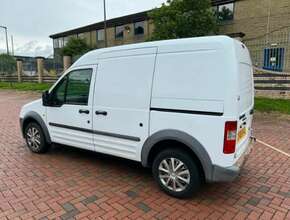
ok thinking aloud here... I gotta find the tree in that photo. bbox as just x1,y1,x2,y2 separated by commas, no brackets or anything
0,54,16,75
148,0,218,41
61,38,91,58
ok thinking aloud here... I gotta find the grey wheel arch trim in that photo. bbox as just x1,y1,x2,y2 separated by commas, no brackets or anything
20,111,51,144
141,129,213,181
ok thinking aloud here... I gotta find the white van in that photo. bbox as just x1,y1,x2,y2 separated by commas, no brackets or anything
20,36,254,198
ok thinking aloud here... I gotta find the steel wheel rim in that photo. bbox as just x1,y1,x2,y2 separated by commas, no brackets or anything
26,127,41,150
158,157,190,192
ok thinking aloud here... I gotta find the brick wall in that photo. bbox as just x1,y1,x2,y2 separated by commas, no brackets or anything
220,0,290,40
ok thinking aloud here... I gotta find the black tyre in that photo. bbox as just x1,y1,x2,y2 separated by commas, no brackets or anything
152,148,202,198
24,122,50,154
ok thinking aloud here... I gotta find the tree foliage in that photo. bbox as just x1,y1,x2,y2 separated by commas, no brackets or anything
148,0,218,41
0,54,16,75
61,38,91,57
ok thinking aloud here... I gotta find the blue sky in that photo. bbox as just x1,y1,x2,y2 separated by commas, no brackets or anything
0,0,165,57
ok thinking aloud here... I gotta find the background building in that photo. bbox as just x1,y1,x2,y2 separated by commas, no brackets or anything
220,0,290,40
50,11,152,65
218,0,290,72
50,0,290,72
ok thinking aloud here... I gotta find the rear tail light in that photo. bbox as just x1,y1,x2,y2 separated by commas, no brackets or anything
223,121,237,154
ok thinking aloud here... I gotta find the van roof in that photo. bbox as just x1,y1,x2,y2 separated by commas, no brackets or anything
72,35,236,67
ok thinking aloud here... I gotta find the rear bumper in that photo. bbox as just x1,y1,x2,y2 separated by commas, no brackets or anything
211,138,253,182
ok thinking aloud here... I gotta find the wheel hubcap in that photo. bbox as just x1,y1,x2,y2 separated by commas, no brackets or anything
26,127,41,150
158,158,190,192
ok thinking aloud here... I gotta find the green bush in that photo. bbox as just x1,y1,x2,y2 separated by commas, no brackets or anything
61,38,92,57
0,54,16,74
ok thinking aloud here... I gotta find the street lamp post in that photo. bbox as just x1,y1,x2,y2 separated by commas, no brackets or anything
0,25,9,55
11,35,14,56
103,0,108,47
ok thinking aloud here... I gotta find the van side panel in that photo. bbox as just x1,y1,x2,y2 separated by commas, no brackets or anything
150,40,240,167
151,48,230,114
92,48,157,161
149,112,234,167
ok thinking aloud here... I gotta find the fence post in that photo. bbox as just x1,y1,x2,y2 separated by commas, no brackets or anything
16,59,23,82
63,56,72,72
36,57,44,83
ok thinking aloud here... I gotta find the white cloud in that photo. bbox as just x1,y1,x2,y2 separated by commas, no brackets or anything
14,41,53,57
0,0,165,57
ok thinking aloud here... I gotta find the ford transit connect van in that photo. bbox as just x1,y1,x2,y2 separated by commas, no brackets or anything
20,36,254,198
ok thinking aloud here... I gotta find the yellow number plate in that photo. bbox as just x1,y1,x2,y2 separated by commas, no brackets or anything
238,127,247,143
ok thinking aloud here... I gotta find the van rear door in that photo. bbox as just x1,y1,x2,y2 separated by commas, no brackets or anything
235,43,254,157
238,63,254,114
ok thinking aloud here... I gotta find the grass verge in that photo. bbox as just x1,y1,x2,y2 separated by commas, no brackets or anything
0,82,52,92
255,97,290,115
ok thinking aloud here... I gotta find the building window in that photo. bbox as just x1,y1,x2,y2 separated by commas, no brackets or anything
134,21,145,36
64,37,69,46
115,25,124,39
78,33,85,39
58,38,64,48
97,29,105,41
53,39,59,49
215,3,234,22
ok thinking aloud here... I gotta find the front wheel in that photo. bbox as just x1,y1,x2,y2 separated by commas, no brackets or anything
152,148,202,198
25,122,50,153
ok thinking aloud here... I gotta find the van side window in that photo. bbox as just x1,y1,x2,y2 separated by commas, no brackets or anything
66,69,92,105
54,77,67,105
53,69,92,106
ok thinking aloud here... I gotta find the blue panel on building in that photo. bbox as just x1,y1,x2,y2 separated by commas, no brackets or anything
263,48,285,72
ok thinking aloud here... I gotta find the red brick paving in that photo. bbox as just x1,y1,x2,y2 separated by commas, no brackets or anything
254,113,290,155
0,90,289,220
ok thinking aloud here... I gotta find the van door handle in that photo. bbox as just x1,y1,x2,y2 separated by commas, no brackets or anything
79,109,90,114
95,111,107,116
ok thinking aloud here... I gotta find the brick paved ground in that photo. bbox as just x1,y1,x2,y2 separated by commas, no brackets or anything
0,90,289,220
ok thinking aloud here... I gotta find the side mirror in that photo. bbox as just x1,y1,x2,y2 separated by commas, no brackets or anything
42,90,51,106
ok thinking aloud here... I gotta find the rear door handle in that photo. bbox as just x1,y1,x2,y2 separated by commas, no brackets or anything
79,109,90,114
250,108,254,115
95,111,107,116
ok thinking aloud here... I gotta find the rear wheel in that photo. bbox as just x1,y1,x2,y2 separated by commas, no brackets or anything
25,122,50,153
152,148,202,198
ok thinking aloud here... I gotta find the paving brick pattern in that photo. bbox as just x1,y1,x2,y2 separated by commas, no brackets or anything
254,113,290,155
0,90,289,219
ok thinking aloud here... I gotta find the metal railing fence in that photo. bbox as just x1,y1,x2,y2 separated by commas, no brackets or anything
244,27,290,73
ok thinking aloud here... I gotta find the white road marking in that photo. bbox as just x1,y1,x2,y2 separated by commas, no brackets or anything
257,139,290,158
